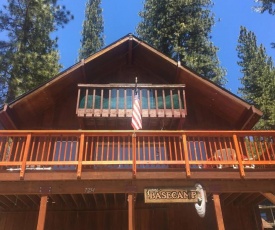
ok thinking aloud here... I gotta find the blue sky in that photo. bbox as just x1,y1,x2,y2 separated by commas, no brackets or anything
1,0,274,96
57,0,275,96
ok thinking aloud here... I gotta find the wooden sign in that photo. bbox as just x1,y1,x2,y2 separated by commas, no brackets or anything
144,188,198,203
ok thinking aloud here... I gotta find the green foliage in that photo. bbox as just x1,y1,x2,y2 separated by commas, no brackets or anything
79,0,104,60
0,0,73,104
254,0,275,14
237,26,275,129
137,0,226,86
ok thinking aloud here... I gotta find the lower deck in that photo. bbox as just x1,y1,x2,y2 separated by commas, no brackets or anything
0,130,274,229
0,191,264,230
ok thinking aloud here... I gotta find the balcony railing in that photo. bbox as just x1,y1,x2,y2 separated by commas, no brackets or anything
0,130,274,179
76,84,186,118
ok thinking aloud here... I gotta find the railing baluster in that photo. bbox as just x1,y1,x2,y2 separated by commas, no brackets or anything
153,136,156,161
100,89,103,113
92,89,96,115
170,89,174,116
84,88,88,113
162,89,166,116
147,89,150,116
20,134,31,179
124,88,127,116
155,89,158,115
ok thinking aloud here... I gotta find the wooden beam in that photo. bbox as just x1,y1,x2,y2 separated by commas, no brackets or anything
1,179,275,195
77,134,85,179
233,134,245,178
1,169,274,182
128,36,133,65
0,105,17,129
261,193,275,204
20,134,32,179
132,134,137,178
213,194,225,230
128,193,135,230
36,195,48,230
182,134,190,177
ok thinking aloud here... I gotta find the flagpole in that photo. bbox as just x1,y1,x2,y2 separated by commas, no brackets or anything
135,77,137,95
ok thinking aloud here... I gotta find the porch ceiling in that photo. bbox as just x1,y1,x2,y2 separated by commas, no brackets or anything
0,192,267,212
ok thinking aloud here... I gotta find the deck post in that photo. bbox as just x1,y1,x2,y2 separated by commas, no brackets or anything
182,134,191,177
261,193,275,204
36,195,48,230
213,194,225,230
233,134,245,178
20,134,32,179
132,133,137,178
77,134,85,179
128,193,135,230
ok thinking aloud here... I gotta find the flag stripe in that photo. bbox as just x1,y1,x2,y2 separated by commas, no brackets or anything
131,92,142,130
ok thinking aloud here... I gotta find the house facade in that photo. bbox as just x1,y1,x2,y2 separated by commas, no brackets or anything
0,34,274,230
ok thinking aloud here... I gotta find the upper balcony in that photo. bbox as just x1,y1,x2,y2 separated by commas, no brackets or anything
0,130,274,182
76,84,187,130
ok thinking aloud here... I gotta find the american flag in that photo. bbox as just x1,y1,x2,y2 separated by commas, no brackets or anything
131,90,142,130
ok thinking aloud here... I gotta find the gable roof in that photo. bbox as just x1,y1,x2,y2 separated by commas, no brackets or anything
0,34,262,130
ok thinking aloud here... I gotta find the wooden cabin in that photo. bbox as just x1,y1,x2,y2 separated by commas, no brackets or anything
0,34,274,230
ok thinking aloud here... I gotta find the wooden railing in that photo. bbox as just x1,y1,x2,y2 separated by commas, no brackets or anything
76,84,186,118
0,130,274,179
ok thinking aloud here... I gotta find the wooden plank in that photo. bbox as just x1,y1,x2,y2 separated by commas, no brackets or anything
78,83,185,88
0,105,18,129
36,195,48,230
77,134,85,179
182,134,190,177
1,178,275,195
233,134,245,177
213,194,225,230
128,194,135,230
261,193,275,204
132,134,137,178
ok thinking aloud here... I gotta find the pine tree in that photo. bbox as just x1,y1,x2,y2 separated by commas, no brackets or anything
0,0,73,104
237,26,275,129
79,0,104,60
137,0,226,86
254,0,275,14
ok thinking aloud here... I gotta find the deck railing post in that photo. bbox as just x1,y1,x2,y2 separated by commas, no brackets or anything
233,134,245,178
132,133,137,178
77,134,85,179
20,134,32,180
182,134,191,177
36,195,48,230
213,194,225,230
128,193,136,230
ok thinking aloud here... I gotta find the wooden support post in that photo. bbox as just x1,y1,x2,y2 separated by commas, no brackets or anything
20,134,32,180
77,134,85,179
132,133,137,178
128,193,135,230
261,193,275,204
233,134,245,178
36,195,48,230
213,194,225,230
182,134,191,177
